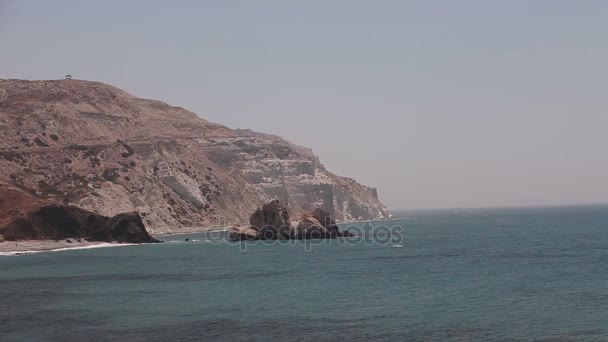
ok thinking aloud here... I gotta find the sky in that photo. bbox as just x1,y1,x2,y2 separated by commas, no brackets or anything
1,0,607,210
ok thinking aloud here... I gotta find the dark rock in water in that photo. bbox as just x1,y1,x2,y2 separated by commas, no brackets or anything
185,238,190,242
249,199,291,239
310,208,336,229
0,184,160,244
228,225,261,241
309,208,342,234
229,200,354,241
293,216,330,239
293,213,353,239
338,230,355,238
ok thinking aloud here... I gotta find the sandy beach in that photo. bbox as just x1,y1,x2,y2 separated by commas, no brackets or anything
0,239,127,256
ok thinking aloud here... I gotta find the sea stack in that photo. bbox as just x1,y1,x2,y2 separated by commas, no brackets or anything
229,200,354,241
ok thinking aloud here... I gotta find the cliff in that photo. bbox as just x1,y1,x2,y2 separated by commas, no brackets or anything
0,184,159,242
0,79,390,233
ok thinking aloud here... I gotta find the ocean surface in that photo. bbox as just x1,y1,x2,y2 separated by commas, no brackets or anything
1,206,607,341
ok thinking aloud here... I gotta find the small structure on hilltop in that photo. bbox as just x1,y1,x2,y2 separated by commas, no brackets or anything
65,75,72,80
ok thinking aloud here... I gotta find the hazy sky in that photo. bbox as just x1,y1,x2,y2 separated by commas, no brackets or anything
1,0,607,209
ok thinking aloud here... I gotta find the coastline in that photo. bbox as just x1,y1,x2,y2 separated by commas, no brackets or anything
0,240,138,256
154,219,400,237
156,226,228,236
0,220,396,255
0,226,227,255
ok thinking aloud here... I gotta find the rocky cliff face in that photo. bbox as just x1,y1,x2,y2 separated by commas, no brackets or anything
0,79,390,233
0,184,159,242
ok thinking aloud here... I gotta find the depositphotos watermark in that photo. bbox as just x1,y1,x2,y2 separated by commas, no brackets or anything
199,220,405,251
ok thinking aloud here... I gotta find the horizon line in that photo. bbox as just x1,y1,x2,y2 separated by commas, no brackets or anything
390,202,608,212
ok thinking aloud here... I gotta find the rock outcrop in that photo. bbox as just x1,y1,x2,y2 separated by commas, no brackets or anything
229,201,353,240
309,208,339,231
293,216,330,239
0,79,390,234
228,225,264,241
0,183,160,242
249,199,291,238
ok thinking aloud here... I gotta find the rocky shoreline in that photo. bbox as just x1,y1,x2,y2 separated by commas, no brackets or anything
0,184,160,244
1,182,357,251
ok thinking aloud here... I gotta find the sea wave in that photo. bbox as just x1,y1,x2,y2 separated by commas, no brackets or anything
167,239,206,243
0,243,139,257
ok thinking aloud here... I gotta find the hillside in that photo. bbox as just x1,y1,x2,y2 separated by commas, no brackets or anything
0,79,390,233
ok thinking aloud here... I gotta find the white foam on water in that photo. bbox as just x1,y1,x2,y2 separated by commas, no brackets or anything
0,251,35,256
50,243,138,252
0,242,139,256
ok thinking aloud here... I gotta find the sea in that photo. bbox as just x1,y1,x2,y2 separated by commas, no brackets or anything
1,205,607,342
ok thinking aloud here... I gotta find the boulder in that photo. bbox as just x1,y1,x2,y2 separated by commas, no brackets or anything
310,208,340,233
0,235,5,243
310,208,336,228
297,215,324,230
339,230,355,238
228,225,261,241
295,208,354,238
292,215,330,239
249,200,291,239
249,208,265,230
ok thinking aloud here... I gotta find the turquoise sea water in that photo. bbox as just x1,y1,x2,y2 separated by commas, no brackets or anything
1,206,607,341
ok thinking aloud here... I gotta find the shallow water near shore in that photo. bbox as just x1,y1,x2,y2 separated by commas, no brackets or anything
1,206,607,341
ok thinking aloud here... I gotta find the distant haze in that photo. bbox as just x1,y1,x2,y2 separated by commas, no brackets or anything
1,0,607,209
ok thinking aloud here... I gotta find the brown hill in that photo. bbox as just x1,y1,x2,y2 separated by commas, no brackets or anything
0,79,390,233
